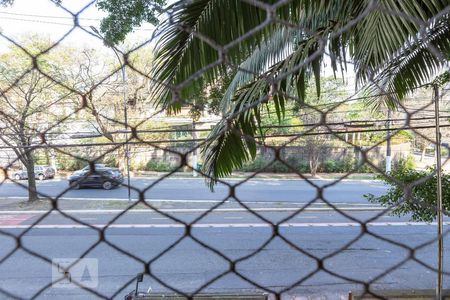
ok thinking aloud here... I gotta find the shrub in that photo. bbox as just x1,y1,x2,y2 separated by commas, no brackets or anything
297,161,310,173
321,157,356,173
131,161,146,171
238,156,303,173
357,162,376,173
394,155,416,170
323,160,338,172
364,164,450,222
57,158,88,171
145,160,174,172
267,160,290,173
103,157,118,168
238,156,269,172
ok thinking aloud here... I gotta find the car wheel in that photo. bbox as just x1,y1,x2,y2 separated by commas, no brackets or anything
38,174,45,181
14,174,21,180
102,181,112,190
70,182,80,190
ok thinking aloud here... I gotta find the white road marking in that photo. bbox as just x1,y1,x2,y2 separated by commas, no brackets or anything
0,177,385,183
3,197,383,206
223,217,243,220
5,196,224,203
0,222,448,229
0,207,386,214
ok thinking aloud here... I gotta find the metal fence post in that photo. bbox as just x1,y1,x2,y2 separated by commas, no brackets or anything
434,84,443,300
386,108,392,173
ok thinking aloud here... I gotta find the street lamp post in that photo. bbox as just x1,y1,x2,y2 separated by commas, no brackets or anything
90,27,132,202
385,109,392,174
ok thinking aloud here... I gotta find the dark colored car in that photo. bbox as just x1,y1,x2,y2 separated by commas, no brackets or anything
13,165,56,181
81,164,107,171
68,168,124,190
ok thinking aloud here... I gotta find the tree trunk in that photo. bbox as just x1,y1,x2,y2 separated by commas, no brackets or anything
420,147,426,162
117,147,126,172
24,152,39,202
309,154,319,177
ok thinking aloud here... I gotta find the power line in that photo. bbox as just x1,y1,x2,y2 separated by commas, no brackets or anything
0,11,102,21
0,16,154,31
1,123,449,150
1,115,449,138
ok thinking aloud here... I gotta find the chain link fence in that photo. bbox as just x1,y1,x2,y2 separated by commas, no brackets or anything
0,0,449,299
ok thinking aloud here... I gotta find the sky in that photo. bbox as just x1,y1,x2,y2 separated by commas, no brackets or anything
0,0,359,93
0,0,157,53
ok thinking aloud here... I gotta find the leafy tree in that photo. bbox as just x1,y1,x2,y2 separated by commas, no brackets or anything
96,0,166,46
62,46,156,171
0,0,165,46
364,164,450,222
0,37,74,201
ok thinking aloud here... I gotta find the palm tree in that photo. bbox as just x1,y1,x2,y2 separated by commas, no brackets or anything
150,0,450,186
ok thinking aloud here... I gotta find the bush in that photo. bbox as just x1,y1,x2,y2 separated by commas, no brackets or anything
267,160,290,173
394,155,416,170
322,160,338,172
238,156,269,172
297,161,310,173
355,155,416,174
131,161,145,171
356,162,376,173
321,157,356,173
238,156,309,173
364,164,450,222
103,156,118,168
144,160,174,172
57,158,88,171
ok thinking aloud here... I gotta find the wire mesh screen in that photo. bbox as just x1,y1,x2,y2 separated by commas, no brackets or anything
0,0,449,299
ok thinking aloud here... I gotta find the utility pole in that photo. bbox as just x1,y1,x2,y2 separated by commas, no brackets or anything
90,27,131,202
192,120,198,177
434,85,443,300
385,109,392,173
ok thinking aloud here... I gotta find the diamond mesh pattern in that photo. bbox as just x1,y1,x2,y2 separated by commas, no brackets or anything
0,1,449,299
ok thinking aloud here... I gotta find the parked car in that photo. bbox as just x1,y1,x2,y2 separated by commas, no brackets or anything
13,165,55,181
68,168,124,190
81,164,107,171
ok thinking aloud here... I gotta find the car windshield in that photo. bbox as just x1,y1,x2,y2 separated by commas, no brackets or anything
81,164,106,171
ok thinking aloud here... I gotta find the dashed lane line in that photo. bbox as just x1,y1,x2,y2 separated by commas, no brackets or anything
0,222,449,229
4,196,382,205
0,207,386,214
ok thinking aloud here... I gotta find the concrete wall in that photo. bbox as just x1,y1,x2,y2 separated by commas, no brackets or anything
128,143,412,167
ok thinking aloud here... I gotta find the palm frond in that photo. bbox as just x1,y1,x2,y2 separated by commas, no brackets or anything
151,0,361,113
151,0,274,113
150,0,449,188
352,0,447,88
364,13,450,110
201,32,330,185
221,27,303,113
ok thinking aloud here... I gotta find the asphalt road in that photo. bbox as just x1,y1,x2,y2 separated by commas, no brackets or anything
0,210,449,299
0,177,387,205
